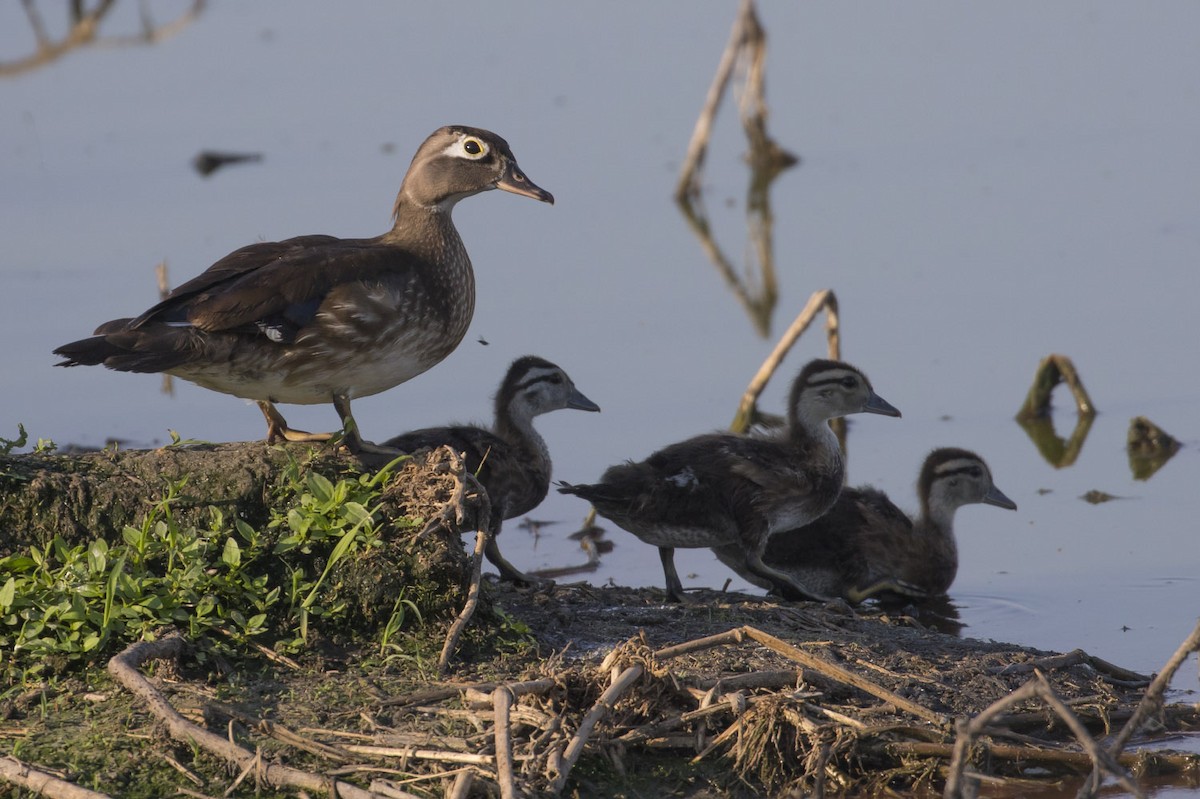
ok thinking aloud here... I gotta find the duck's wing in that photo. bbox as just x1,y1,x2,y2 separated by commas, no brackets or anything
127,235,409,339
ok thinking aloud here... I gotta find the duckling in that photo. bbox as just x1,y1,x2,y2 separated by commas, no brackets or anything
384,356,599,585
713,448,1016,603
558,359,900,602
54,126,553,454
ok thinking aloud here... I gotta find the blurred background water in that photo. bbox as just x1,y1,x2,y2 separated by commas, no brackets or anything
2,1,1197,740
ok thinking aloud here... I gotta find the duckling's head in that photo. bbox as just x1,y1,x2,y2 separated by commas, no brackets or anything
788,359,901,430
919,448,1018,518
397,125,554,215
498,356,600,426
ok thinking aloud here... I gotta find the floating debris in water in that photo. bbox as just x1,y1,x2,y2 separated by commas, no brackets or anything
1080,490,1119,504
1127,416,1180,480
192,150,263,177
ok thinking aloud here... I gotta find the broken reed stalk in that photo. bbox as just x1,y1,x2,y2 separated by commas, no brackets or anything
740,626,946,725
942,672,1143,799
155,260,174,395
550,664,646,794
731,289,841,432
493,687,518,799
1076,618,1200,799
1016,353,1096,420
107,635,381,799
676,0,756,200
995,648,1150,683
447,769,474,799
0,755,114,799
435,451,492,676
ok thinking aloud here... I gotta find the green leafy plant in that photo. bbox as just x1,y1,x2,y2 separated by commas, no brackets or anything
0,423,29,455
0,453,417,693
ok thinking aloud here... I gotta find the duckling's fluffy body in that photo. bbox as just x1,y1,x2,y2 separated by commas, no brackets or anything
560,360,900,602
385,356,599,584
714,448,1016,603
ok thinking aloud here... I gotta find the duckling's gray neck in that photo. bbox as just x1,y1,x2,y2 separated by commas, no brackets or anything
791,406,843,453
916,497,959,549
495,403,551,471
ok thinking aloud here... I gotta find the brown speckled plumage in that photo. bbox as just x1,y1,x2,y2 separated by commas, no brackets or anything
54,126,553,452
384,356,599,584
559,360,900,602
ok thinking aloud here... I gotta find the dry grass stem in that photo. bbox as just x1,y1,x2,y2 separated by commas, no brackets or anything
742,626,946,725
731,290,840,432
1077,618,1200,798
434,449,492,676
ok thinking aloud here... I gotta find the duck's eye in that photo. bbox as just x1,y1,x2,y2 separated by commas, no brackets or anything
463,138,484,156
549,374,563,385
841,376,858,389
968,467,982,478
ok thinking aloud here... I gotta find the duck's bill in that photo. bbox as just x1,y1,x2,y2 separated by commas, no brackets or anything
863,393,902,417
568,388,601,413
496,162,554,204
983,485,1018,510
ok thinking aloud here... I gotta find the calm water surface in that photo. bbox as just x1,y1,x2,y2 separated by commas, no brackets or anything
2,2,1197,773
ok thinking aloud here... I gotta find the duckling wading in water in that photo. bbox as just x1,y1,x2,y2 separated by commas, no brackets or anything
559,359,901,603
385,356,599,585
714,448,1016,603
54,126,553,454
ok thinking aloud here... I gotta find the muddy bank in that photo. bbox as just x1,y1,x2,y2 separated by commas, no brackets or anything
1,444,1198,798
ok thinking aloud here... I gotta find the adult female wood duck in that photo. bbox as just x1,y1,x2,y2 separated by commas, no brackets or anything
558,359,901,603
383,356,599,585
54,125,553,454
713,448,1017,603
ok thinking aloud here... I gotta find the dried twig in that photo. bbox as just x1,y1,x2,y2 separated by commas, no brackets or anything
676,0,793,200
550,665,645,793
741,626,945,725
435,450,492,676
446,768,474,799
0,756,114,799
493,687,518,799
730,290,840,432
676,0,752,199
1,0,205,77
995,648,1149,684
106,634,385,799
943,672,1143,799
1077,619,1200,798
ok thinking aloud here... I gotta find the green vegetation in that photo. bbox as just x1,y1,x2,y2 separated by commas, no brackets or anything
0,447,421,695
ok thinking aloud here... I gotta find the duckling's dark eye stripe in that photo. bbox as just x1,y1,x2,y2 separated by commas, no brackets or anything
934,465,981,479
807,374,859,388
515,372,559,392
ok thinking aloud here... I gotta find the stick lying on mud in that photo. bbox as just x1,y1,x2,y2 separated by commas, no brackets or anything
106,634,387,799
0,756,113,799
942,672,1143,799
1077,618,1200,798
85,612,1200,799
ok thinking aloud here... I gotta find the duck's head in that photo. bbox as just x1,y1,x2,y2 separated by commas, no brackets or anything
789,359,901,429
919,448,1018,517
499,355,600,425
398,125,554,213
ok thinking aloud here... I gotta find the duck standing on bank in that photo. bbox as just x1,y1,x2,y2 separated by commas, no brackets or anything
384,356,600,585
559,359,901,603
713,448,1016,603
54,126,553,454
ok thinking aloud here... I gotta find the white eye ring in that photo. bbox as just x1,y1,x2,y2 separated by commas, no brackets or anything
446,136,489,160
